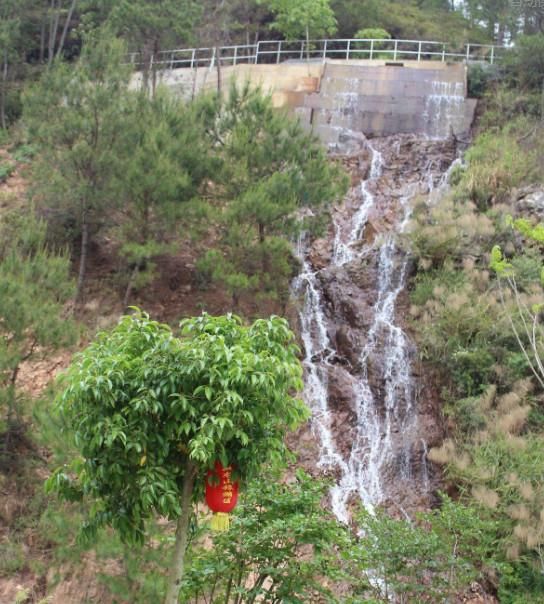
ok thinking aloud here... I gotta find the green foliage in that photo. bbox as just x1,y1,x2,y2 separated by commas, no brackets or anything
332,0,489,45
503,35,544,92
458,124,540,208
261,0,337,40
197,84,347,309
0,540,25,576
0,161,15,183
354,27,391,40
467,63,499,99
47,310,307,544
23,28,132,299
11,143,37,163
115,89,214,305
350,497,501,603
0,211,75,424
108,0,202,52
409,195,495,268
181,471,350,603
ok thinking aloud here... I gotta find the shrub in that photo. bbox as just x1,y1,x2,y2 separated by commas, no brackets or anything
0,162,15,183
459,126,540,208
468,63,499,98
354,27,391,40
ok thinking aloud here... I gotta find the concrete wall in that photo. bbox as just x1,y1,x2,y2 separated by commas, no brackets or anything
133,63,323,106
138,59,476,144
306,62,475,145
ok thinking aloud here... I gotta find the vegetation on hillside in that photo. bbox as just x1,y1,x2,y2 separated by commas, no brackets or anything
0,0,544,602
404,42,544,602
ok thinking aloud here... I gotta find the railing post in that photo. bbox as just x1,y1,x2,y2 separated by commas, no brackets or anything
233,45,238,66
393,39,398,61
300,40,304,60
370,39,374,60
191,49,196,69
490,45,495,65
210,47,216,70
255,41,260,64
347,39,351,60
442,43,445,62
466,43,471,62
323,39,327,62
417,41,422,62
277,40,281,64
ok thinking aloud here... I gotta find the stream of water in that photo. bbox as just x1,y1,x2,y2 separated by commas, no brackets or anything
294,134,457,521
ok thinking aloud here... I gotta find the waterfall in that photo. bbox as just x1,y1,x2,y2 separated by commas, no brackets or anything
294,135,456,522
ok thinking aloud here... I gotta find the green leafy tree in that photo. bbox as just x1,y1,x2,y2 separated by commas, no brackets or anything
46,310,308,604
0,211,75,440
44,0,80,64
261,0,337,52
332,0,488,43
465,0,517,44
181,470,351,603
24,29,131,302
354,27,391,40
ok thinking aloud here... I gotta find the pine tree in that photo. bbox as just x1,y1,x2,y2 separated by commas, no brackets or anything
116,90,214,307
24,28,131,303
197,84,347,311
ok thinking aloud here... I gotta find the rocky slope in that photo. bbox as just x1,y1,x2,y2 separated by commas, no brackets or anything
292,134,457,520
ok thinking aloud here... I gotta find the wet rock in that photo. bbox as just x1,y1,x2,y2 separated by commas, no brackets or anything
327,365,357,411
362,220,379,246
334,325,359,367
309,238,332,270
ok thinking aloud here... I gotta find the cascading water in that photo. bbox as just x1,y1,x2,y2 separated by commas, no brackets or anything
423,81,466,140
293,134,457,521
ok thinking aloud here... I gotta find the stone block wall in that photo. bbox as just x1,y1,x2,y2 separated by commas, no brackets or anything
136,60,476,144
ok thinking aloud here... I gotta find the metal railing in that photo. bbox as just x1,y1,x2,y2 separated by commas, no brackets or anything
128,38,505,70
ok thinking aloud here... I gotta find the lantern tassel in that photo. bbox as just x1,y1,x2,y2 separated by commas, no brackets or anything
210,512,230,532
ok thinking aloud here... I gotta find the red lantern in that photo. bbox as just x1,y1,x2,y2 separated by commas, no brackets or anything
205,461,239,531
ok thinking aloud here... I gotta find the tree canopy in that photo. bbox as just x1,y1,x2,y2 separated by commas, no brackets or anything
47,310,307,602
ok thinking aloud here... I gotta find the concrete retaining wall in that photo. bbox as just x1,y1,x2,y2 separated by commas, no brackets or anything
137,59,476,144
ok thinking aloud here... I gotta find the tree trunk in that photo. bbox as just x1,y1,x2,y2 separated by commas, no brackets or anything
75,217,89,304
39,11,47,63
56,0,78,59
0,51,8,130
151,39,159,98
123,261,142,309
48,0,60,66
164,460,196,604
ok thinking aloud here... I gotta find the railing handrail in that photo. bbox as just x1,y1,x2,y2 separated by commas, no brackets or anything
127,38,507,69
